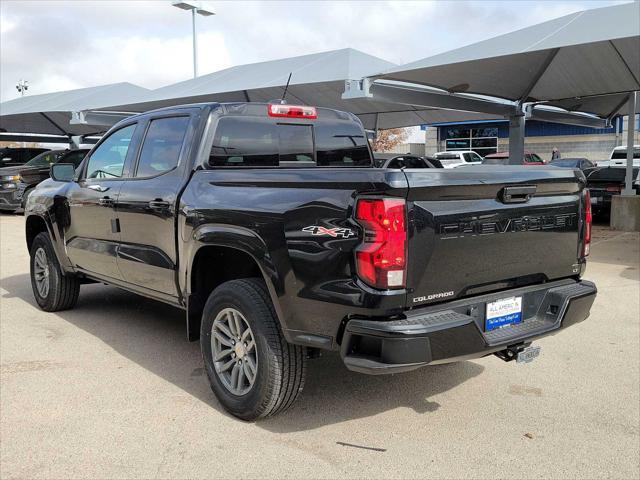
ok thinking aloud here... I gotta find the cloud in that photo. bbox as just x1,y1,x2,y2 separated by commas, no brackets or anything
0,0,628,103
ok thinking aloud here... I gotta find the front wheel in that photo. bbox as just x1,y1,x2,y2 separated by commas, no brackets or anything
201,278,306,420
30,232,80,311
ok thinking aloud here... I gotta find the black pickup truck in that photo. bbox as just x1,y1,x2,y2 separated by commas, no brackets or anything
25,102,597,420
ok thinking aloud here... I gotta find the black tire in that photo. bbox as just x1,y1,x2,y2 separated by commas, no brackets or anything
201,278,306,420
29,232,80,312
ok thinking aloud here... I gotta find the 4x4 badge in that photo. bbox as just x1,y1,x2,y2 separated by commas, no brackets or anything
302,225,355,239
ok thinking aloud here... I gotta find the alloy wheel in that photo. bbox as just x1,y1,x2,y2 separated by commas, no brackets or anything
33,247,50,298
210,307,258,396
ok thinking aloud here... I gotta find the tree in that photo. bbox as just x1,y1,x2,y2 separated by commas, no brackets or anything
372,128,409,152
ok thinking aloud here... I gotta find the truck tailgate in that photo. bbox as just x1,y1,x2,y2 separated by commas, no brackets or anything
404,166,586,308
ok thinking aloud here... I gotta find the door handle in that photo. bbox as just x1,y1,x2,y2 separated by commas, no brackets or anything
88,184,109,193
500,185,537,204
148,200,170,211
98,196,114,207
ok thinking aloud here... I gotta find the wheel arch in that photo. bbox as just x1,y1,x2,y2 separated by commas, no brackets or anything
185,232,286,341
25,214,51,253
25,213,74,274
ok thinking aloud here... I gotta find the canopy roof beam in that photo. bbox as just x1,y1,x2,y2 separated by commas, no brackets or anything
609,41,640,88
520,48,560,102
343,79,518,117
70,110,134,128
526,104,608,128
607,93,633,121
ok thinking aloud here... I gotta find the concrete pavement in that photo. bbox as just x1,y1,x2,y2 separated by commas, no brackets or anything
1,213,638,479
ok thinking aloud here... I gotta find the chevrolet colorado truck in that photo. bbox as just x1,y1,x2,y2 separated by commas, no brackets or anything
25,102,597,420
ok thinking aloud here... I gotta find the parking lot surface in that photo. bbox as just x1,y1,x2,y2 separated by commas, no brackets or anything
1,213,638,479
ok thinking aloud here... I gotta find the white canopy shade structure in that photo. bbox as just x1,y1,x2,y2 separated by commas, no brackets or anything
0,47,617,142
376,2,639,109
344,1,640,166
103,48,508,130
0,82,149,141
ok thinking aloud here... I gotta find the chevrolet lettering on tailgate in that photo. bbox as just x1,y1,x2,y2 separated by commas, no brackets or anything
439,213,577,239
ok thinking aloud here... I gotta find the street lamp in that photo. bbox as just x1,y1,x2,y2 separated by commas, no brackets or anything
172,1,215,78
16,79,29,96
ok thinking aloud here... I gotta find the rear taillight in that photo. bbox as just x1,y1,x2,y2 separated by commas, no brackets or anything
267,103,317,119
583,189,592,257
606,185,622,193
354,198,407,289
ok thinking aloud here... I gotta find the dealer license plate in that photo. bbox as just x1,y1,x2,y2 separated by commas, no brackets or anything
485,296,522,332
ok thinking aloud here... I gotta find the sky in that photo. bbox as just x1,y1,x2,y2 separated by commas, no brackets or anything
0,0,630,143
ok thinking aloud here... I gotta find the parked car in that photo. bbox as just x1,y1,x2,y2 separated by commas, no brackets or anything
585,166,640,217
433,150,483,168
25,102,596,420
598,145,640,167
483,151,545,166
549,157,596,171
374,153,440,169
0,149,89,212
0,147,49,167
424,155,444,168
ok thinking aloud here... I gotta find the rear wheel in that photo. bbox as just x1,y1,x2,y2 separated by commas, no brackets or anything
201,278,306,420
30,232,80,311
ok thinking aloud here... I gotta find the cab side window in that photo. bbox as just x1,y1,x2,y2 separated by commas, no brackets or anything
85,124,136,179
136,116,190,177
404,157,427,168
387,159,404,168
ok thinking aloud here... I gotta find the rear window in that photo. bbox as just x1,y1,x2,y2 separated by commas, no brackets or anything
550,159,580,168
611,149,640,159
434,153,460,160
315,122,370,166
278,124,314,164
587,167,639,182
209,116,371,167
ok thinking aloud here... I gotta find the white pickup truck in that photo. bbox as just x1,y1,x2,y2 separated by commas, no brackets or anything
598,145,640,167
433,150,483,168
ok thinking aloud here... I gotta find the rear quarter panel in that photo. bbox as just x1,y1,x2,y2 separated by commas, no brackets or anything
179,168,408,345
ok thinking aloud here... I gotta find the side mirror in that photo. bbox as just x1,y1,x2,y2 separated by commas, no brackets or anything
50,163,76,182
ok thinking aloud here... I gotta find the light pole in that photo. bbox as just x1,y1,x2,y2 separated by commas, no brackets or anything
171,1,215,78
16,79,29,96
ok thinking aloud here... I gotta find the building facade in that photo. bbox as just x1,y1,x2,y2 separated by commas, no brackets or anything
421,114,639,162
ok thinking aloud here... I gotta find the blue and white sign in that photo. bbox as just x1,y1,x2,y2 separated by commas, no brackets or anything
485,296,523,331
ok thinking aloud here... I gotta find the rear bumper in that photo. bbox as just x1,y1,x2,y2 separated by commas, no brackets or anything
340,279,597,374
589,190,613,212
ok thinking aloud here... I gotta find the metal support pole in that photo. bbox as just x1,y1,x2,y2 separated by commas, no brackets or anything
508,110,525,165
68,136,81,150
374,113,379,138
623,91,637,196
192,8,198,78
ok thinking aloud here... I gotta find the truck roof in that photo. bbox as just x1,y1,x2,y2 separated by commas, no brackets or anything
133,102,360,123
